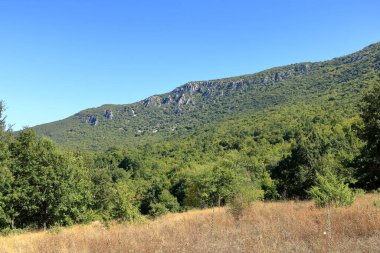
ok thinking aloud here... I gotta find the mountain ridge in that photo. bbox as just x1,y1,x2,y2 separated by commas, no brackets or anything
32,42,380,150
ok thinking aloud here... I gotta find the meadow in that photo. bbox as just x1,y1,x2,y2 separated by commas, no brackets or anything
1,194,379,253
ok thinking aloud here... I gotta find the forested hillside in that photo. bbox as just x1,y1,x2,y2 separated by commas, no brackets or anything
0,42,379,231
33,42,380,151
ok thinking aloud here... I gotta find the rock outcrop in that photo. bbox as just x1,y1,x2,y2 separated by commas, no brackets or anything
143,96,162,107
104,110,113,120
137,63,310,112
87,115,98,126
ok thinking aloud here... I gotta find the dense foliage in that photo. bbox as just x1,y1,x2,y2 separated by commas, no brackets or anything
0,43,379,231
356,82,380,189
308,171,355,207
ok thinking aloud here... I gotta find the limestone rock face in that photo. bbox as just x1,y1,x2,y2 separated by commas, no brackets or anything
143,96,162,107
162,97,172,104
87,115,98,126
137,63,311,112
104,110,113,120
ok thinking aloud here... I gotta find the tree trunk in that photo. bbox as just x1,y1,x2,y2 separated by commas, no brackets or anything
43,203,48,231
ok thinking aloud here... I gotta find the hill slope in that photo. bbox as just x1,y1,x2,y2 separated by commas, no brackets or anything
33,42,380,150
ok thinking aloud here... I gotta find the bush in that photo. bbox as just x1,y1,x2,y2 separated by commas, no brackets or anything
308,171,355,208
149,203,169,217
158,189,180,212
111,182,141,222
228,187,264,221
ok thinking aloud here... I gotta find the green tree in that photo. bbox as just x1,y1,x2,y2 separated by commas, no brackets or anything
185,166,235,207
140,175,179,216
308,171,355,207
110,181,141,221
356,83,380,189
184,164,261,208
272,122,361,199
89,167,115,219
271,131,325,199
148,190,180,217
0,167,13,229
8,129,92,229
0,102,13,229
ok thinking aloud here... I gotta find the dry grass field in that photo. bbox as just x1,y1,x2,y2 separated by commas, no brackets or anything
1,194,379,253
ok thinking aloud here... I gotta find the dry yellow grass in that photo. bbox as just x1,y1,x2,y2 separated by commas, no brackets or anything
1,194,379,253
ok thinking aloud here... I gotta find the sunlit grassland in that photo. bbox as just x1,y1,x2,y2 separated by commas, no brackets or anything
1,194,379,253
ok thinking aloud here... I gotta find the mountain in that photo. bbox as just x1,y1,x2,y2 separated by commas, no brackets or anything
32,42,380,151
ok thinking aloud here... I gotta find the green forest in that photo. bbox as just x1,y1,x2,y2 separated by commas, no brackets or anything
0,43,379,232
0,81,379,232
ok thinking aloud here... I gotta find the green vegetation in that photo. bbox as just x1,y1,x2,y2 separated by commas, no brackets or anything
308,171,355,207
356,82,380,189
0,42,379,232
1,129,92,230
32,42,380,152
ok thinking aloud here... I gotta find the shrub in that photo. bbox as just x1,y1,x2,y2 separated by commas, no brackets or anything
149,203,168,217
111,181,141,222
308,171,355,207
228,187,264,221
158,189,180,212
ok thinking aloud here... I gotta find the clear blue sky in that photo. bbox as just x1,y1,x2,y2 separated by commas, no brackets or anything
1,0,379,130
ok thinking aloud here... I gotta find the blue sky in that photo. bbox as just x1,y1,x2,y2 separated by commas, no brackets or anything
1,0,379,130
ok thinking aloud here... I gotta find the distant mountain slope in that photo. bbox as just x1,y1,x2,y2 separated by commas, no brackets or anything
32,42,380,150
